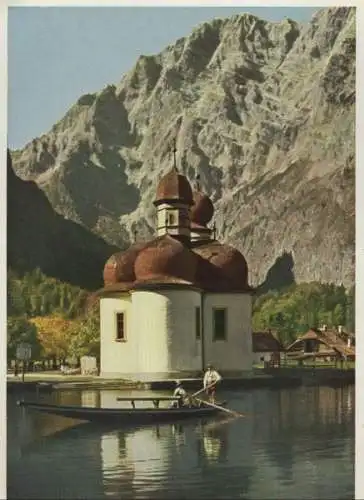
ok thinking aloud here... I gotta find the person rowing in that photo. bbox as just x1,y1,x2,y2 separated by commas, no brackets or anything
171,380,188,408
203,364,222,403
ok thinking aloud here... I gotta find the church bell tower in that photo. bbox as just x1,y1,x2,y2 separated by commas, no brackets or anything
153,141,193,245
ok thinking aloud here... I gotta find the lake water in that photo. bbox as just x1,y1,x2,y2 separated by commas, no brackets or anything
7,385,354,499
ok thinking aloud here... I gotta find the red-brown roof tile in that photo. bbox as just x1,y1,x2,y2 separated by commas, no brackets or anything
154,168,193,206
252,331,284,352
190,191,214,226
193,240,249,290
134,234,198,282
103,242,147,285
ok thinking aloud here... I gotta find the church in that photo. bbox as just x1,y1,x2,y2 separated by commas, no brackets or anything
97,154,254,380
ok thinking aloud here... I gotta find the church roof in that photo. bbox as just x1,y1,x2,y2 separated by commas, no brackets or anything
100,237,252,294
190,190,214,226
100,164,252,294
192,240,250,291
154,167,193,206
190,221,210,231
134,234,197,282
96,277,201,295
103,242,147,285
95,282,135,295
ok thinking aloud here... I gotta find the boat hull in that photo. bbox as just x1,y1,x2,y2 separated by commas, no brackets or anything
17,401,224,424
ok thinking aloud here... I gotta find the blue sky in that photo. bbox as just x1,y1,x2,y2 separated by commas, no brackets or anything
8,6,320,150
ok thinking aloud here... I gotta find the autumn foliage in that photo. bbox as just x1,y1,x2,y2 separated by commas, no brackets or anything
7,268,100,361
30,314,79,359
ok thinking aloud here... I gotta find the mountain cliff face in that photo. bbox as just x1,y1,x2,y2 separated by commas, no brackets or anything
11,7,355,288
7,151,118,289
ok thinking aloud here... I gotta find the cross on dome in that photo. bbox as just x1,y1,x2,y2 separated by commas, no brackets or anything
173,138,177,171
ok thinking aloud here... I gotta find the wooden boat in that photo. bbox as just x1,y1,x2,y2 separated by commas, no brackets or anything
17,396,226,424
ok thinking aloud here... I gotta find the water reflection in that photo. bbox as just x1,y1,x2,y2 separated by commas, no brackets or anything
196,421,228,464
171,423,186,453
82,389,100,408
7,385,354,500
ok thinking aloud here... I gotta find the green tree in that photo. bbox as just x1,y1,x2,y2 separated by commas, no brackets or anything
7,316,41,360
345,286,355,331
252,281,353,344
7,278,26,316
333,303,346,326
7,268,88,319
69,301,100,359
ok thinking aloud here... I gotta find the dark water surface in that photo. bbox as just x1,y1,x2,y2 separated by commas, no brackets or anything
7,385,354,499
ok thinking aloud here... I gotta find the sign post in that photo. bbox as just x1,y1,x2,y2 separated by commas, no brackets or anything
16,343,32,382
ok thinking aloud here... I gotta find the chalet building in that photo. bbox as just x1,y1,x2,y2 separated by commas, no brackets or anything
97,159,253,380
285,326,355,362
252,330,284,367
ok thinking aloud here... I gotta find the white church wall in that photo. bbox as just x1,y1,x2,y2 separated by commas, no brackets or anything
130,290,169,377
131,289,202,379
203,293,253,374
166,289,202,372
100,289,252,379
100,294,136,378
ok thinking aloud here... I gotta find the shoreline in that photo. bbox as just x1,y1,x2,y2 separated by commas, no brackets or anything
7,367,355,393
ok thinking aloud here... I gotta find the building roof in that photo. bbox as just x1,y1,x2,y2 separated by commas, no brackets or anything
103,242,147,285
134,234,198,283
190,190,214,226
95,282,135,296
132,277,201,291
154,167,193,206
286,328,355,357
100,167,253,294
95,276,201,297
100,235,252,294
252,331,284,352
190,221,211,232
193,240,249,291
338,329,355,339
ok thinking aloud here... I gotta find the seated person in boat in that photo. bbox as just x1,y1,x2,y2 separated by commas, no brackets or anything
203,365,222,403
171,380,188,408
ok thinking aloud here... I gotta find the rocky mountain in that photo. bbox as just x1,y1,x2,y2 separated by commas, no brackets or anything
7,151,118,290
11,6,355,289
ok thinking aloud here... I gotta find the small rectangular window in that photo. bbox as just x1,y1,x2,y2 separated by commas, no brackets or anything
195,306,201,340
213,308,227,341
116,312,126,341
168,212,175,225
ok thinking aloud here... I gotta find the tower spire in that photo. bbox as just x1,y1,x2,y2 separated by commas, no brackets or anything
173,138,177,171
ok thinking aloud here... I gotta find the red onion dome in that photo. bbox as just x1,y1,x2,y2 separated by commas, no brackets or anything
134,235,197,282
190,191,214,226
154,168,193,206
103,242,146,285
193,241,249,289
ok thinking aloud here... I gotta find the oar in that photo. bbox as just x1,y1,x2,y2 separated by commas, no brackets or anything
188,383,237,415
204,417,237,431
194,396,244,418
190,382,217,399
185,382,243,418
